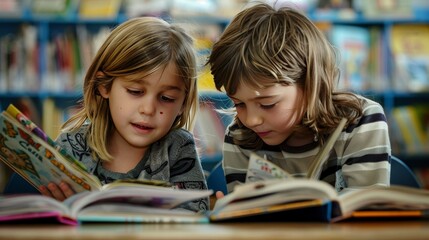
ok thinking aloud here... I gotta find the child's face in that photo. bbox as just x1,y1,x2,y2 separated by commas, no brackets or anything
99,62,185,151
229,81,304,146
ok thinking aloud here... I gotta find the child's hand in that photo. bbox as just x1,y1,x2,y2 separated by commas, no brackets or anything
39,181,75,201
215,191,225,199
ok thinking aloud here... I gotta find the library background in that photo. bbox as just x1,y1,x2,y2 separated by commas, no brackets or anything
0,0,429,191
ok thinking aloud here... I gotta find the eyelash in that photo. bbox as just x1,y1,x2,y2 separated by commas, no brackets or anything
260,104,275,109
161,96,175,102
127,89,142,96
127,89,175,102
234,102,244,108
234,103,276,109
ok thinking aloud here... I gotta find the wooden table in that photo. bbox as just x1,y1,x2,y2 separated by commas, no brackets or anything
0,220,428,240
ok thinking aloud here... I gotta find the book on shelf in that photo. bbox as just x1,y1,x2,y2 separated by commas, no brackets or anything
390,24,429,92
78,0,121,19
0,182,212,225
0,0,27,17
31,0,78,17
391,105,429,155
359,0,413,19
0,24,39,93
330,25,370,91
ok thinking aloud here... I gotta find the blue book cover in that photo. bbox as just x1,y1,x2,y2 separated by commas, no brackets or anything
330,25,370,91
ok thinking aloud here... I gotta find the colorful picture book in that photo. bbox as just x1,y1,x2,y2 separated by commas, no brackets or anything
0,104,201,193
0,184,212,225
330,25,370,91
390,24,429,92
0,104,102,193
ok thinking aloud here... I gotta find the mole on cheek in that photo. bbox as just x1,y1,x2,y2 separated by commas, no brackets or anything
160,112,163,114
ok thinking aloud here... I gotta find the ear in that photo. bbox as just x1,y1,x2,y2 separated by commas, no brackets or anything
96,71,109,98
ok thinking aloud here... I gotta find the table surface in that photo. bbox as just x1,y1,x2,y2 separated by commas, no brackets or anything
1,220,429,240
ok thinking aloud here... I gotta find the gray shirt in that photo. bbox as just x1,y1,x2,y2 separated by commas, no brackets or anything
55,125,209,212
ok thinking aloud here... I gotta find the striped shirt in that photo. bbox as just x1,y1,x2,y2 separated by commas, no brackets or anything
222,97,391,193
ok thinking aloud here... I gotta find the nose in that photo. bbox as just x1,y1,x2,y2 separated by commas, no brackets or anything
242,109,263,128
138,96,156,115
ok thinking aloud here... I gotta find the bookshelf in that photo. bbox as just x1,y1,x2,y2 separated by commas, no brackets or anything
0,0,234,183
305,2,429,174
0,0,428,186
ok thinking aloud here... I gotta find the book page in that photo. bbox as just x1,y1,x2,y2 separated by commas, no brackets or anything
338,185,429,217
65,186,213,217
246,153,293,183
307,118,347,179
211,178,339,220
245,118,346,182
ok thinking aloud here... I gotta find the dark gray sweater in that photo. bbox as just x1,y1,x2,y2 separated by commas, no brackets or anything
55,125,209,212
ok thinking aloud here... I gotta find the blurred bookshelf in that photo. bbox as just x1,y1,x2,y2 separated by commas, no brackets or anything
0,0,429,188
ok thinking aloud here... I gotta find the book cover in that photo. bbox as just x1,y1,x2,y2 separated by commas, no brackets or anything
392,106,429,154
79,0,121,19
390,24,429,92
0,104,100,193
330,25,370,91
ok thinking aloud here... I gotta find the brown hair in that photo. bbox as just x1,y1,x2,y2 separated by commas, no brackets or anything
208,3,363,148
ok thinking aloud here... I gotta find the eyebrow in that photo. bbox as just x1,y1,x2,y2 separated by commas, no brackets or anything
229,95,276,102
163,85,184,92
128,78,184,92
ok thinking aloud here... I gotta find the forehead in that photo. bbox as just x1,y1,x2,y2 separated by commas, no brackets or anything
123,63,184,90
231,82,300,101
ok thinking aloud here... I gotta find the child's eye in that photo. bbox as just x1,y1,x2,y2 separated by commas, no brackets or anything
127,89,143,96
233,102,245,108
260,103,276,109
161,95,175,102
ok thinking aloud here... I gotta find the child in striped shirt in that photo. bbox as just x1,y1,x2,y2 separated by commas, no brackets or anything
207,3,391,197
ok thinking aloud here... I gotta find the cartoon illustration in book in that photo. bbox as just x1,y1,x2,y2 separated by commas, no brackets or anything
0,133,40,179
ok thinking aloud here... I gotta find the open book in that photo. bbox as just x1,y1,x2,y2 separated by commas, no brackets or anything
246,117,347,182
210,178,429,222
0,104,170,193
0,183,212,225
210,118,429,222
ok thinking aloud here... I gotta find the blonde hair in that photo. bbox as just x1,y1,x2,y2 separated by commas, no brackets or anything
208,3,363,149
62,17,198,161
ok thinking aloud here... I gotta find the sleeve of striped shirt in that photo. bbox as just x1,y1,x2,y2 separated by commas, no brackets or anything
337,98,391,191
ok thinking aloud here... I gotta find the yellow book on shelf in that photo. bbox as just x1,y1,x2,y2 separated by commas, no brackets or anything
79,0,121,19
392,106,428,154
390,24,429,91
